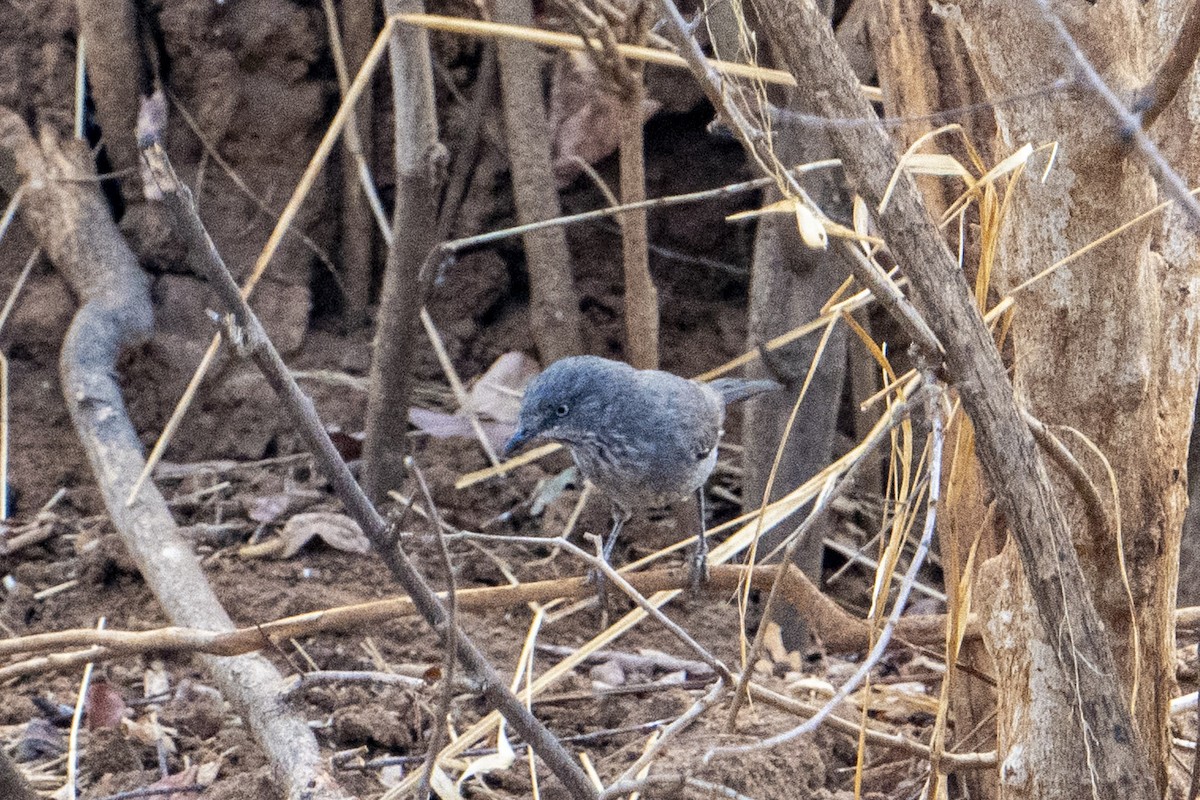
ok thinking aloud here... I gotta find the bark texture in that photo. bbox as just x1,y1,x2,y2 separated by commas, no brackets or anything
0,113,350,800
749,0,1171,795
493,0,584,364
75,0,146,198
940,3,1199,794
878,1,1200,795
363,0,444,499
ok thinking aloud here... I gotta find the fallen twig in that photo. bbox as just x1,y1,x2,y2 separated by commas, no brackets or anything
0,564,962,679
0,110,350,800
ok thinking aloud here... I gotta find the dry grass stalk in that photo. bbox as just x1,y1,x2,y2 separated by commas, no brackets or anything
128,18,397,508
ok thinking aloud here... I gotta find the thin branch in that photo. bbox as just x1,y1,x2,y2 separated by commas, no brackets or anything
651,0,943,361
408,455,458,800
140,145,599,800
0,564,938,677
1030,0,1200,225
708,380,946,758
1135,0,1200,131
0,110,350,800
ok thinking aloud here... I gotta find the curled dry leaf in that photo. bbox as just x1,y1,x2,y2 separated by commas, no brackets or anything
409,351,541,448
143,764,200,800
468,351,540,424
277,512,371,558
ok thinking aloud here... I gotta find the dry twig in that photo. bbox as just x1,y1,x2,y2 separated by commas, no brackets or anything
141,144,599,800
0,110,350,800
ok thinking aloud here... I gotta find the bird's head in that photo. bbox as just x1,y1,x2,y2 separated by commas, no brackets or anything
503,356,627,457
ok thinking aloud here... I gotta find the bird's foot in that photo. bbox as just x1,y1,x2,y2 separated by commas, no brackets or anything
688,549,710,594
588,567,611,628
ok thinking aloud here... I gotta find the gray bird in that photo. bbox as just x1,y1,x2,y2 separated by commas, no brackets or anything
503,355,780,586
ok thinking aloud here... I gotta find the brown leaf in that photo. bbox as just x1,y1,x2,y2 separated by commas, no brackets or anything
277,512,370,558
84,678,128,730
407,407,516,452
468,351,541,424
549,53,661,187
329,430,363,461
144,764,200,800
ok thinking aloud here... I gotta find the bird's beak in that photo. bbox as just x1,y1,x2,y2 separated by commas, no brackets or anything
503,428,534,458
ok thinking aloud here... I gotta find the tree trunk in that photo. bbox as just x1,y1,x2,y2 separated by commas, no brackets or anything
743,113,848,652
748,0,1174,793
362,0,444,499
883,1,1200,794
493,0,584,364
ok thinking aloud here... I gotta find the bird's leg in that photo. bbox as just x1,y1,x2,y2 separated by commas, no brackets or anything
602,506,629,564
690,487,709,591
591,505,630,620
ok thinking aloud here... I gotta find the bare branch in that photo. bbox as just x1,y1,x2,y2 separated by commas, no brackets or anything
140,144,599,800
0,109,351,800
1135,0,1200,131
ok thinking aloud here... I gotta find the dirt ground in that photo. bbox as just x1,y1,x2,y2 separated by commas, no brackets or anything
0,2,949,799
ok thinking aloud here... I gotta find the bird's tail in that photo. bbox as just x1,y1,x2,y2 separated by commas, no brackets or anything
707,377,782,405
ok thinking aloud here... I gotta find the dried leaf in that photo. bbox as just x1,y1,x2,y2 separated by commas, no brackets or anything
144,765,199,800
529,467,578,517
901,152,973,179
15,717,64,761
457,724,515,791
122,714,177,752
549,53,660,187
794,201,829,250
468,352,540,425
277,512,370,558
431,764,463,800
408,407,516,451
85,679,128,730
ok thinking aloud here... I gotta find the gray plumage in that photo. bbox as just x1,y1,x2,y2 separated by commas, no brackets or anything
503,355,780,583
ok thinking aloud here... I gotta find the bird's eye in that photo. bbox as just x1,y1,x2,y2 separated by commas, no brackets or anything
555,403,570,417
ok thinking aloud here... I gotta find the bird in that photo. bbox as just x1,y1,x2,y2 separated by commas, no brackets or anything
503,355,780,587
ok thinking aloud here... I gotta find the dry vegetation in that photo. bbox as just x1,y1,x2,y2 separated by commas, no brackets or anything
1,1,1200,799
